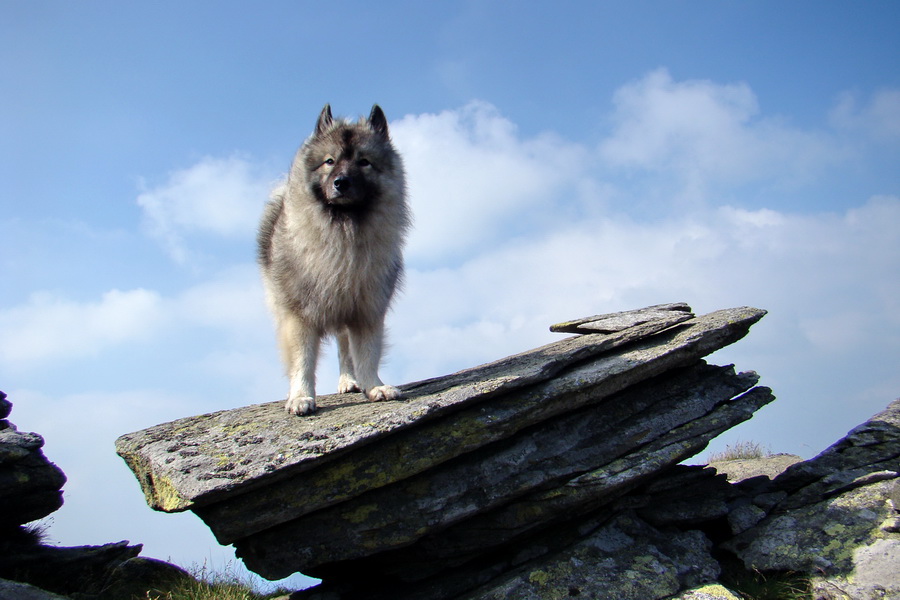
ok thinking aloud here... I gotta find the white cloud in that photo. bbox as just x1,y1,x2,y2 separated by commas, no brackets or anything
137,156,277,263
174,264,270,337
0,288,165,365
599,69,846,200
391,102,590,265
830,88,900,140
0,264,273,373
390,194,899,370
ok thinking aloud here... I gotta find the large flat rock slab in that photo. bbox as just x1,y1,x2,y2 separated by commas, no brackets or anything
116,303,771,586
116,305,761,515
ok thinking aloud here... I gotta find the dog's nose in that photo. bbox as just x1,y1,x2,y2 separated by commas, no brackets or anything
333,175,351,193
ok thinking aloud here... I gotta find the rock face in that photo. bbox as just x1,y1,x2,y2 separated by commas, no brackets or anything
0,392,193,600
724,399,900,599
709,453,803,483
0,391,66,528
118,305,771,592
114,303,900,599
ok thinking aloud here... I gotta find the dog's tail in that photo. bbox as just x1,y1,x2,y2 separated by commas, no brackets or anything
257,185,287,268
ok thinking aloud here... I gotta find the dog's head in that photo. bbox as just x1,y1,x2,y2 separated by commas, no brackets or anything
301,104,404,216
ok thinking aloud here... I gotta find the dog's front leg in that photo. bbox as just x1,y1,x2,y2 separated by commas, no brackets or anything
336,329,361,393
349,322,401,402
281,316,320,415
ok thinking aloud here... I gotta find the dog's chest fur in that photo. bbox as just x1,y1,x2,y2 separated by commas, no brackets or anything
269,196,399,329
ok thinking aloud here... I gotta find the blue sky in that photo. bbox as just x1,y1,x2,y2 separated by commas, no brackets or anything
2,0,899,591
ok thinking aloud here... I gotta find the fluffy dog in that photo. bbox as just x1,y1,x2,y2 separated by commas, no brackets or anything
258,104,410,415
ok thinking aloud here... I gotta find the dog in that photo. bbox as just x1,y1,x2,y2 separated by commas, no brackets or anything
257,104,411,415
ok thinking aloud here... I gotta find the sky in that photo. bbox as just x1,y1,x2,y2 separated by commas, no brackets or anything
2,0,899,591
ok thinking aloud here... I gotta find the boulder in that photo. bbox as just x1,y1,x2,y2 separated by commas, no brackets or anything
117,303,773,596
670,584,743,600
724,399,900,599
0,393,66,528
113,302,900,598
0,578,70,600
0,391,11,420
708,453,803,483
97,556,193,600
0,393,194,600
458,512,720,600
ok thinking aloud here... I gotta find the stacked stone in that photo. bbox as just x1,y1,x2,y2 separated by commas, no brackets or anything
117,304,775,599
0,391,194,600
0,391,66,530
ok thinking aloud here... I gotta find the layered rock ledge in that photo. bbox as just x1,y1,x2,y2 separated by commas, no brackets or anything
0,392,193,600
117,303,778,596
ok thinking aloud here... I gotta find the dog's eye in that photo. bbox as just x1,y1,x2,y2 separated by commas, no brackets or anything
357,158,371,167
324,157,335,166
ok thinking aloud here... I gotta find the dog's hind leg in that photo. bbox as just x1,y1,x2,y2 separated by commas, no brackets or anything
336,329,361,393
279,313,320,415
349,321,401,402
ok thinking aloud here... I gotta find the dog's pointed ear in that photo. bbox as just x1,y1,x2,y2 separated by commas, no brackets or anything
369,105,389,140
315,104,333,136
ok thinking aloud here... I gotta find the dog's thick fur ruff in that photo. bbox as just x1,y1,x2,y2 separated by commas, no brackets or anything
258,104,410,415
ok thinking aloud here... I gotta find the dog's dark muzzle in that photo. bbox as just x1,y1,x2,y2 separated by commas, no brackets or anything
333,175,352,195
326,173,368,205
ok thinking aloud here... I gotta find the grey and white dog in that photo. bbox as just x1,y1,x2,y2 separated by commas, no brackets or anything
257,104,411,415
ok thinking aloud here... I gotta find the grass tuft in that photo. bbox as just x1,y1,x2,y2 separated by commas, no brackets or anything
717,554,811,600
144,561,292,600
708,440,771,462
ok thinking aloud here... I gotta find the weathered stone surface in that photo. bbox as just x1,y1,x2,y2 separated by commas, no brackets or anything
236,366,771,579
461,513,719,600
108,294,900,599
0,541,141,597
0,403,67,527
670,584,743,600
0,392,193,600
0,390,11,421
709,453,803,483
97,556,193,600
0,578,70,600
114,304,771,589
625,465,737,528
725,399,900,600
549,301,693,334
118,305,760,515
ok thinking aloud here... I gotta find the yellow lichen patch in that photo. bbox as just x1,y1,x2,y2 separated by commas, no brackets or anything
152,474,188,512
343,503,379,524
528,569,550,586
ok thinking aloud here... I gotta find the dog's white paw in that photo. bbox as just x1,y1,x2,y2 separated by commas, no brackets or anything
366,385,401,402
338,374,362,394
285,396,316,415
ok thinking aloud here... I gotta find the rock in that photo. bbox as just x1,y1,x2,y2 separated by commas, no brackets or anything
461,513,719,600
97,556,193,600
625,465,736,528
112,300,900,599
0,390,11,421
725,399,900,600
117,303,774,596
0,399,66,528
549,301,693,334
0,539,197,600
117,303,749,515
709,453,803,483
0,541,142,597
0,578,70,600
670,584,743,600
237,364,770,580
0,393,193,600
